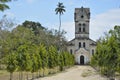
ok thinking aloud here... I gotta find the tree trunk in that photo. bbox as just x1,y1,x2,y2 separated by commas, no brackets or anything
10,72,13,80
58,13,61,51
21,71,23,80
59,13,61,35
26,72,29,80
37,71,39,78
32,72,34,80
19,72,20,80
39,70,40,77
19,71,23,80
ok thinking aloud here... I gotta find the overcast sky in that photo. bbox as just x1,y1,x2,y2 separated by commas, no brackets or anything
0,0,120,41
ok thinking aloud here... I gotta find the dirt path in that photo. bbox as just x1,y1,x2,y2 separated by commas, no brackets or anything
36,65,107,80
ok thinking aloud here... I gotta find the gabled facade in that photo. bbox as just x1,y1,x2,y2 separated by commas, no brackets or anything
67,7,96,65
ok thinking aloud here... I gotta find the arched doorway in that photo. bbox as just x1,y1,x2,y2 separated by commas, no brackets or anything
80,55,84,65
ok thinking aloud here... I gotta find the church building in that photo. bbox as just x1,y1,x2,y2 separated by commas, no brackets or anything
67,7,96,65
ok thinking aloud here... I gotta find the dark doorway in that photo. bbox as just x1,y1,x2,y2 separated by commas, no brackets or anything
80,55,84,65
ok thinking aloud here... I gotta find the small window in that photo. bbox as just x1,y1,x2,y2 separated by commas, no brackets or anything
83,27,85,32
92,49,94,55
83,42,85,48
79,42,81,48
79,23,81,26
81,15,84,18
79,27,81,32
70,49,72,54
83,23,86,26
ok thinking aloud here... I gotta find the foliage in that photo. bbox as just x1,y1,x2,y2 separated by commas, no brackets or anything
91,25,120,79
0,0,11,11
55,2,66,15
22,20,45,35
48,46,58,68
0,20,74,79
5,52,17,80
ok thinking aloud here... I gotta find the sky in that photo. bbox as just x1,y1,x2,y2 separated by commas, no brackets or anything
0,0,120,41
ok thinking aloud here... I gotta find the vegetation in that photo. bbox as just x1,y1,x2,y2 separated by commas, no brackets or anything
91,25,120,80
0,17,74,80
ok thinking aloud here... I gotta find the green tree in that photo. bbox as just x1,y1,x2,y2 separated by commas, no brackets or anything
59,52,64,71
38,44,48,76
48,46,58,68
22,20,45,35
16,44,32,80
31,53,38,80
6,52,17,80
55,2,65,33
35,46,42,78
91,25,120,80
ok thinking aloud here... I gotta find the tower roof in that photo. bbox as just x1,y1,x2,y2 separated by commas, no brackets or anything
75,7,90,19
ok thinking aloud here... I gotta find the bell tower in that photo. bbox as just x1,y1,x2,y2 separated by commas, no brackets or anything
67,7,96,65
74,7,90,39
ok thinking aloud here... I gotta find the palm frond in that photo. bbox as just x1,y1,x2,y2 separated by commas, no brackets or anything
0,3,10,11
0,0,11,3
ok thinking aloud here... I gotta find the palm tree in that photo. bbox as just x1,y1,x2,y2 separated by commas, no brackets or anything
0,0,12,11
55,2,65,34
55,2,65,51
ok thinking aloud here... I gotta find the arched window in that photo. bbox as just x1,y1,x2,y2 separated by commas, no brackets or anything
79,23,81,26
79,27,81,32
83,27,85,32
83,23,86,26
83,42,85,48
79,42,81,48
92,49,94,55
70,49,73,54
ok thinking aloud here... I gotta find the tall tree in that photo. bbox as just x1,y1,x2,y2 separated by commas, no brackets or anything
55,2,65,33
55,2,65,50
6,52,17,80
22,20,45,35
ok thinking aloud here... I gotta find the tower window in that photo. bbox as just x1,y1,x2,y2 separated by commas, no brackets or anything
92,49,94,55
79,42,81,48
83,23,86,26
83,42,85,48
81,15,84,18
79,27,81,32
70,49,73,54
79,23,81,26
83,27,85,32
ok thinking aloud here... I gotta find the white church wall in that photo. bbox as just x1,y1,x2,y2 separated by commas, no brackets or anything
75,39,90,50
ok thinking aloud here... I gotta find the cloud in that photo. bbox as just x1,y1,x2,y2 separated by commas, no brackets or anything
67,1,76,6
5,12,15,18
61,8,120,41
26,0,35,3
44,22,74,41
61,22,74,41
45,8,120,41
90,9,120,41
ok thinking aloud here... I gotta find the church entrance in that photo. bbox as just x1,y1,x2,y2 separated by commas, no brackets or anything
80,55,84,65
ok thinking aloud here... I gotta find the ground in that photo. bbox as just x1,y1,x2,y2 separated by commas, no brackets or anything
36,65,107,80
